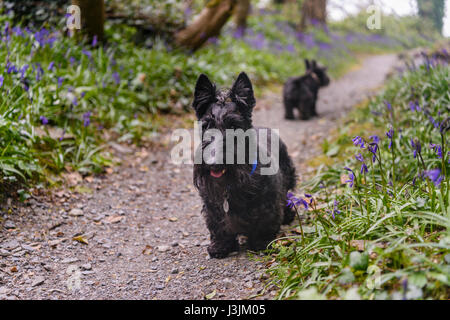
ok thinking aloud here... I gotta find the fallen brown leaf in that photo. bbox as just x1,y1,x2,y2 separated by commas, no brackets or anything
73,235,89,245
142,245,153,255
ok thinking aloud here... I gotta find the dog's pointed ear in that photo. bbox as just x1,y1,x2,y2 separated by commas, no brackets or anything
230,72,256,111
311,60,317,69
304,59,311,70
193,74,216,118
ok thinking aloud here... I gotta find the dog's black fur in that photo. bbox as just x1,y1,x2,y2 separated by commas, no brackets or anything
283,59,330,120
192,72,297,259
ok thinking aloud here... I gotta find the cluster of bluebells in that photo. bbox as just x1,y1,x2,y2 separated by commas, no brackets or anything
326,200,341,220
385,128,394,149
0,20,132,133
423,169,444,186
347,122,446,189
83,112,92,127
287,192,313,210
219,11,400,58
410,138,421,159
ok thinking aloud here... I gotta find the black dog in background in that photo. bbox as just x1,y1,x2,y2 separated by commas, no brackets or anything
283,59,330,120
192,72,297,259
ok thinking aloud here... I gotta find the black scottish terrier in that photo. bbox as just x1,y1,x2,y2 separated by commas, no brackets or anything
192,72,297,259
283,59,330,120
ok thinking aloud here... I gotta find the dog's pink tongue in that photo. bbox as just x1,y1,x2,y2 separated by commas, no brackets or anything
210,170,224,178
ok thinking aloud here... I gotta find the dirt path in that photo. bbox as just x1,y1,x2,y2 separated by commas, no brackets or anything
0,54,399,300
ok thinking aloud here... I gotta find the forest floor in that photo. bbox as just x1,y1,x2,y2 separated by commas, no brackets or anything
0,54,400,300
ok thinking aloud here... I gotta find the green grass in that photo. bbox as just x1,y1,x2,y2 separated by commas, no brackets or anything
263,58,449,300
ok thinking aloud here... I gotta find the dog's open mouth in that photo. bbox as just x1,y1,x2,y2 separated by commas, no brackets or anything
210,169,226,178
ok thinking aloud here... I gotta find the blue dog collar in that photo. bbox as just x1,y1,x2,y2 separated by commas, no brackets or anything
250,158,257,175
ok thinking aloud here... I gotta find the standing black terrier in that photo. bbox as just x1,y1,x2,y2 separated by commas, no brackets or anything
283,59,330,120
192,72,297,259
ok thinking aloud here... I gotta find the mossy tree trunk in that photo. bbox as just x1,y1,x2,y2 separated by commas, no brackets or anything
175,0,236,51
71,0,105,42
299,0,327,31
417,0,445,34
234,0,251,32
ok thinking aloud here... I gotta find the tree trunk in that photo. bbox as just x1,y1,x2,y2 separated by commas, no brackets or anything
175,0,236,51
299,0,327,31
72,0,105,42
417,0,445,34
234,0,251,32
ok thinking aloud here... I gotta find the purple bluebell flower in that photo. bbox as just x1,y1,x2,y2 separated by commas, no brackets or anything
34,63,44,81
83,111,91,127
386,128,394,149
410,138,421,159
207,36,219,45
4,21,10,39
233,27,245,39
184,7,193,20
355,153,368,174
59,129,66,141
344,167,355,188
23,80,29,92
368,143,378,163
384,100,392,111
430,144,443,159
303,34,315,48
286,44,295,53
428,115,439,128
286,192,309,210
247,33,266,50
112,72,120,85
330,200,341,219
40,116,49,125
92,35,98,47
409,101,421,112
12,26,23,37
370,135,380,144
82,48,92,59
34,28,51,47
287,192,296,209
352,136,365,149
6,62,18,74
318,42,332,51
48,61,55,71
423,169,443,186
296,198,309,210
309,18,320,26
57,77,64,88
0,75,3,88
20,64,29,79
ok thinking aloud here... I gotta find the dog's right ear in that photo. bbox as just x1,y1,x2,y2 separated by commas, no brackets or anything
304,59,311,71
193,74,216,119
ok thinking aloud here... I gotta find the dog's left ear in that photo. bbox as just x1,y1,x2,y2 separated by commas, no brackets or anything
230,72,256,112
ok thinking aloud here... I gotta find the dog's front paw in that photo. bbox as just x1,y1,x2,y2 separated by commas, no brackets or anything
207,241,238,259
284,114,295,120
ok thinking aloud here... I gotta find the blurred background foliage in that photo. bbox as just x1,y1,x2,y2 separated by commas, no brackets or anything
0,0,446,196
